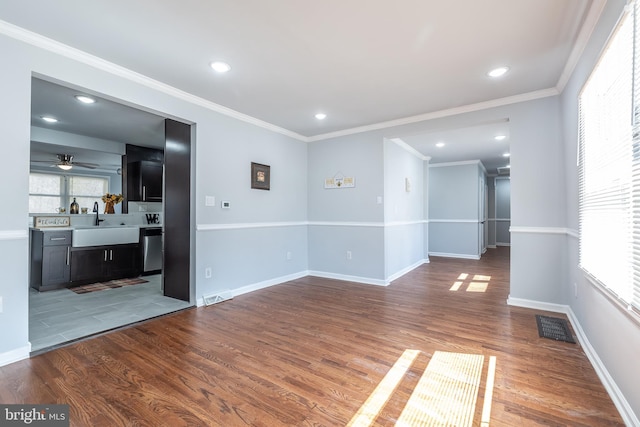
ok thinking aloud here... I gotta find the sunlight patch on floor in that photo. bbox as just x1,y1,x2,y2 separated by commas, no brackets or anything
450,273,492,293
347,350,496,427
346,349,420,427
396,351,484,427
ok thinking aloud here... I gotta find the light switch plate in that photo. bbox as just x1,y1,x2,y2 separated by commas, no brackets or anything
205,196,216,206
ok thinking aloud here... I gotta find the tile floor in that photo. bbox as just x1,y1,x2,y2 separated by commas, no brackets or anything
29,274,192,352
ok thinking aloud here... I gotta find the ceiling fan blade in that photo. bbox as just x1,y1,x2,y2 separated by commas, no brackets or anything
73,162,99,169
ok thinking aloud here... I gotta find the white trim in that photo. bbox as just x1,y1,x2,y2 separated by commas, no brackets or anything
556,0,609,92
196,221,307,231
428,252,481,260
495,242,511,247
487,244,497,249
0,344,31,367
307,88,558,142
388,138,430,160
429,159,483,168
510,226,573,235
196,271,309,307
0,230,28,241
386,259,429,283
567,228,579,239
506,297,568,313
0,19,307,142
384,220,426,227
308,271,388,286
491,218,511,222
506,296,639,426
308,221,384,228
429,219,479,224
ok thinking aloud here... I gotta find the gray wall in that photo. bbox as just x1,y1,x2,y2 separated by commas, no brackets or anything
560,0,640,421
495,177,511,245
428,162,481,258
383,139,426,280
306,135,386,283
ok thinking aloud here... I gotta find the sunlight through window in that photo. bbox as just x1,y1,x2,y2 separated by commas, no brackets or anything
450,273,491,292
347,350,497,427
450,281,464,291
346,349,420,427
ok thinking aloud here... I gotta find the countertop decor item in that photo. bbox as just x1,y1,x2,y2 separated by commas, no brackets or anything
101,193,124,214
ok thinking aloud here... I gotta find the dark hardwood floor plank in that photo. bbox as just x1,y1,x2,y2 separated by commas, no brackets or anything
1,247,625,426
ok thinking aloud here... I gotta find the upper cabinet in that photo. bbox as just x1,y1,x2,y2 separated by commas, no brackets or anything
124,144,164,206
128,160,163,202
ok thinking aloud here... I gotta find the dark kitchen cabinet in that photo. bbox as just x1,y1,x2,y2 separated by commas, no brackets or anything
30,229,72,291
128,160,163,202
70,244,141,286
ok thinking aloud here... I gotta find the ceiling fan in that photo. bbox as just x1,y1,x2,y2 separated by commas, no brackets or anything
32,154,99,170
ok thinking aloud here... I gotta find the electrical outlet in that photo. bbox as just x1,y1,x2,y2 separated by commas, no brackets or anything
346,251,352,260
205,267,212,279
286,251,292,260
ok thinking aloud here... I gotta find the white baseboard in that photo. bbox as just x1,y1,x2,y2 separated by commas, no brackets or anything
496,242,511,247
0,344,31,367
506,296,569,313
196,271,309,307
428,252,481,260
307,270,388,286
386,259,429,283
487,244,497,249
507,296,639,426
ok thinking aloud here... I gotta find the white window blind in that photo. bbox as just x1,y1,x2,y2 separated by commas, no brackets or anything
579,5,640,314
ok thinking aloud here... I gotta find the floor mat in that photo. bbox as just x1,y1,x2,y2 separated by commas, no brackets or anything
536,315,576,343
70,277,148,294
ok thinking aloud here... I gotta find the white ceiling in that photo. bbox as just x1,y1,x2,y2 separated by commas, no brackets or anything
1,0,596,173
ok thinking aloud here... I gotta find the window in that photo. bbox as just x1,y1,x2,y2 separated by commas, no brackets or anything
29,172,109,214
578,5,640,315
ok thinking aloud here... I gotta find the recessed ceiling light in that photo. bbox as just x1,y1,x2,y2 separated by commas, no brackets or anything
315,113,327,120
436,142,445,148
506,164,511,168
210,61,231,73
494,135,507,141
503,152,510,157
75,95,95,104
41,116,58,123
488,67,509,78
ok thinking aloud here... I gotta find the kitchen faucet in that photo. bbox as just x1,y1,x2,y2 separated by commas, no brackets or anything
93,201,104,226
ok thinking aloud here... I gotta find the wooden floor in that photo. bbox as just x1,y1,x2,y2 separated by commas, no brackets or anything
0,248,624,426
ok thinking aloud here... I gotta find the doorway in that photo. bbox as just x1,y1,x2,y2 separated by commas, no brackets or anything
28,77,193,352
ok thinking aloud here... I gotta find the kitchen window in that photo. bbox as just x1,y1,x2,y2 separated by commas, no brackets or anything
578,4,640,316
29,172,109,214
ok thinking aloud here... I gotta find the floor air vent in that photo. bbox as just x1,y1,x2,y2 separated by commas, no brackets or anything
535,315,575,343
203,291,233,306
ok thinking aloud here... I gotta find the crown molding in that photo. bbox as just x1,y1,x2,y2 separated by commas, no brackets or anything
0,19,308,142
429,159,483,168
556,0,608,92
307,88,559,142
387,138,429,160
1,19,563,144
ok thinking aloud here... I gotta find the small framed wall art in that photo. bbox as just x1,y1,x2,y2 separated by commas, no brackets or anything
251,162,270,190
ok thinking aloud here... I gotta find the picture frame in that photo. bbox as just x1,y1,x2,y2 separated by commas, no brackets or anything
251,162,270,190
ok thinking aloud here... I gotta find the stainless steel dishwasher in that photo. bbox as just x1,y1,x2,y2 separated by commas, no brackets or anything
142,227,163,275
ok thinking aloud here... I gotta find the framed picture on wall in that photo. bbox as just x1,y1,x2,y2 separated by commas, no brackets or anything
251,162,270,190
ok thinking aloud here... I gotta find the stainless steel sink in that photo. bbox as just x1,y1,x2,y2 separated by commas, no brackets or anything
72,225,139,247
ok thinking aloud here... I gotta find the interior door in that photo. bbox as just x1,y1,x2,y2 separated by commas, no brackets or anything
163,119,191,301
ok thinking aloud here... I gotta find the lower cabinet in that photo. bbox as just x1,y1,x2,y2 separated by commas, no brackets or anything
30,229,72,291
70,244,141,286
